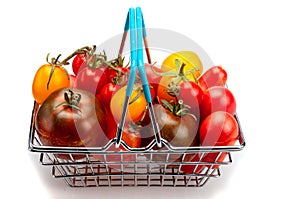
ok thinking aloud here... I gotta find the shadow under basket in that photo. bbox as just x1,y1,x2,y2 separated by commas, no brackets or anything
28,101,246,187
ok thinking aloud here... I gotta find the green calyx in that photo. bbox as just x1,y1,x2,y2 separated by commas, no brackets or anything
161,99,196,120
54,89,82,113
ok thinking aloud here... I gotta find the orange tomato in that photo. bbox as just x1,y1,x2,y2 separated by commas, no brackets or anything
157,51,204,103
110,85,147,123
32,64,70,104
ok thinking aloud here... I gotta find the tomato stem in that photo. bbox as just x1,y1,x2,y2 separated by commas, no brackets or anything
54,89,82,113
160,99,195,118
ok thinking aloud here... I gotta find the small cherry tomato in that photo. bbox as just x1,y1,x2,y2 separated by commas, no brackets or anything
200,86,236,121
72,54,88,75
198,66,227,91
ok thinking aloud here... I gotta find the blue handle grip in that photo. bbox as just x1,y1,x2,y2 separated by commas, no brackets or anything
136,7,152,103
126,8,137,98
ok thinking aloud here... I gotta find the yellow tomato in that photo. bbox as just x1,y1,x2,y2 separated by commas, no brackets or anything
110,86,147,123
32,64,70,104
161,51,203,80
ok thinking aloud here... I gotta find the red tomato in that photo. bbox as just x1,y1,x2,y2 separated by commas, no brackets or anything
144,63,163,94
97,82,122,109
200,111,239,169
180,153,205,174
198,66,227,91
74,65,107,96
177,81,203,118
69,74,76,88
72,54,88,75
101,66,128,85
94,124,141,171
200,86,236,121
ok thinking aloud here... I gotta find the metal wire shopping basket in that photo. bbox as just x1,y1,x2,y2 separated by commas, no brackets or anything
28,7,246,188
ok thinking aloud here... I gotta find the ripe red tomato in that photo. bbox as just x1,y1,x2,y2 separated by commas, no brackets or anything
180,153,205,174
177,81,203,118
200,86,236,121
72,54,88,75
198,66,227,91
93,124,141,170
101,65,128,85
35,88,107,160
97,82,122,109
74,65,107,96
200,111,239,169
144,63,163,94
69,74,76,88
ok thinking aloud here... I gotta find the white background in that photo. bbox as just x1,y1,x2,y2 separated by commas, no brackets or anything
1,0,299,198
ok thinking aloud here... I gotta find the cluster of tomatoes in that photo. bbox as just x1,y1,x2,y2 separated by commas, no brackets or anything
32,45,239,173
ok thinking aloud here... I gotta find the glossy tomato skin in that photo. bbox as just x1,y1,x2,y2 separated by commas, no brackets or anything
149,104,200,162
101,66,128,86
110,85,147,123
94,124,141,171
74,66,107,96
180,153,206,174
35,88,107,160
200,111,239,169
32,64,70,104
72,54,87,75
198,66,227,91
97,82,122,109
178,81,203,119
144,63,163,94
200,86,236,121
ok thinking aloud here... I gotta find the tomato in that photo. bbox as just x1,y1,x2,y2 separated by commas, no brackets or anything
144,63,163,94
110,85,147,123
97,82,121,109
147,103,200,162
72,54,88,75
71,45,96,75
94,123,141,171
101,65,128,86
200,111,239,169
200,86,236,121
161,51,203,80
69,74,76,88
74,65,107,96
157,55,203,104
35,88,107,160
177,81,203,118
180,153,206,174
32,63,70,104
198,66,227,91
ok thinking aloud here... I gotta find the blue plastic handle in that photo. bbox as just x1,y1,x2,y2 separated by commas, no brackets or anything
125,8,137,98
136,7,152,103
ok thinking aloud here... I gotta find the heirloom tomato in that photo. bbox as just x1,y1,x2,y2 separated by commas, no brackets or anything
146,102,200,162
110,85,147,123
35,88,107,160
32,54,70,104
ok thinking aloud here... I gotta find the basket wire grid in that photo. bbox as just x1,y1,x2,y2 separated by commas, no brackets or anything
28,7,245,187
28,101,245,187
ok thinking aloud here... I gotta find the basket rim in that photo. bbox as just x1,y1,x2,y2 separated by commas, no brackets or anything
28,101,246,154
